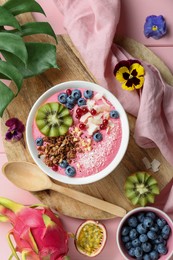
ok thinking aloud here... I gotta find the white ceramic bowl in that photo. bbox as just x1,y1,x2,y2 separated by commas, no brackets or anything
117,207,173,260
26,80,129,185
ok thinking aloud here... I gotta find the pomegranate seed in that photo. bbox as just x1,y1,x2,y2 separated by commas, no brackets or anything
103,119,108,125
100,124,106,130
90,109,97,115
76,107,83,115
82,107,88,114
75,114,81,119
79,123,86,130
52,165,58,171
66,89,72,96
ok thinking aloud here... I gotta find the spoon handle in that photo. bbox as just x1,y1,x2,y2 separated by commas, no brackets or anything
51,183,126,217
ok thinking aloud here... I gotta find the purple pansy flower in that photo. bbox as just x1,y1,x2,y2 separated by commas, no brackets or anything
5,118,25,141
144,15,167,39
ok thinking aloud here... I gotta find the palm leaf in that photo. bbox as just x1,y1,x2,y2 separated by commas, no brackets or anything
0,6,20,30
0,0,58,117
2,42,58,78
0,60,23,93
0,32,28,65
7,22,57,42
0,80,15,117
3,0,45,16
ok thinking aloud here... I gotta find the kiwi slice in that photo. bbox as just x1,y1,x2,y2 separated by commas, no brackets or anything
35,102,73,137
124,172,160,207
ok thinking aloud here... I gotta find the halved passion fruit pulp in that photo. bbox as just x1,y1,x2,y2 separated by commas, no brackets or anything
75,220,107,257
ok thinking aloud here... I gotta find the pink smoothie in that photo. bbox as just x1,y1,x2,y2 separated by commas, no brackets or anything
32,88,122,178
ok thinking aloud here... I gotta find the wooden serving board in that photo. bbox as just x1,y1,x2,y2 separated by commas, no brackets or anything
1,8,173,220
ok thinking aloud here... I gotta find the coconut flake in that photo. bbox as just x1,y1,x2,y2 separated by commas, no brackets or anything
103,112,110,120
151,159,161,172
94,92,104,100
94,104,110,113
86,122,99,135
108,121,114,129
80,112,91,123
88,114,103,125
142,157,151,170
101,97,110,106
86,99,95,110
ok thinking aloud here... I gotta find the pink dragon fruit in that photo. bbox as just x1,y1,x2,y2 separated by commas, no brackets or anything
0,197,69,260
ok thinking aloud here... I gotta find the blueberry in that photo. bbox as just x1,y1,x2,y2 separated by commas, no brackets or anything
153,244,158,252
163,239,167,246
146,212,156,220
147,231,157,240
143,217,154,228
121,226,131,236
66,102,75,110
134,247,143,258
67,95,76,105
35,137,43,146
137,223,147,234
157,243,168,255
121,235,130,243
65,166,76,177
154,235,164,244
161,233,169,240
93,132,103,142
132,238,141,247
128,247,135,257
149,250,159,260
125,241,132,250
110,110,119,119
142,242,152,253
143,254,151,260
71,89,82,100
84,90,93,99
127,216,138,227
157,218,167,229
77,98,86,106
59,160,68,169
139,234,148,243
129,229,138,240
150,224,159,233
58,93,68,104
137,212,145,223
162,224,171,236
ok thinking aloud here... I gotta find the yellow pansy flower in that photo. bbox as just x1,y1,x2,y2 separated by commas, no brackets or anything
114,60,145,91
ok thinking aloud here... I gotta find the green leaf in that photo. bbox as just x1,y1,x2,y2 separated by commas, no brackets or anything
0,6,21,30
0,32,28,65
3,0,45,16
0,80,15,117
0,60,23,93
10,22,57,42
2,42,58,78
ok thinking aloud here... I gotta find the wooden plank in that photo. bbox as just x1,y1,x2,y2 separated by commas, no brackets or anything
1,6,173,219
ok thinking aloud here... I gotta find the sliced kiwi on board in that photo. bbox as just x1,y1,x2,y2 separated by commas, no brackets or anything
35,102,73,137
124,172,160,207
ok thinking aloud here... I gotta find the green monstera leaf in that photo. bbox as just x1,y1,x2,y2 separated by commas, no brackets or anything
0,0,58,117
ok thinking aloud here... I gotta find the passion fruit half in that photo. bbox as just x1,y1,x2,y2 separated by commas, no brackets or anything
75,220,107,257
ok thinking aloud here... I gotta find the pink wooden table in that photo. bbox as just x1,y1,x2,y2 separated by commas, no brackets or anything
0,1,173,259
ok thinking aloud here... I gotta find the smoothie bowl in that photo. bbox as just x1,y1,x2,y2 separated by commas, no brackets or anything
26,81,129,185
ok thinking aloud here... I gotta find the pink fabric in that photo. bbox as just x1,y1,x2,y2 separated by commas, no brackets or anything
54,0,173,166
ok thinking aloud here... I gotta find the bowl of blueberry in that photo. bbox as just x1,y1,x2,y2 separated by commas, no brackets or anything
26,80,129,185
117,207,173,260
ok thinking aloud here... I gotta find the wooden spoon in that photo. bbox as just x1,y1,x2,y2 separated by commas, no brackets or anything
2,161,126,217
